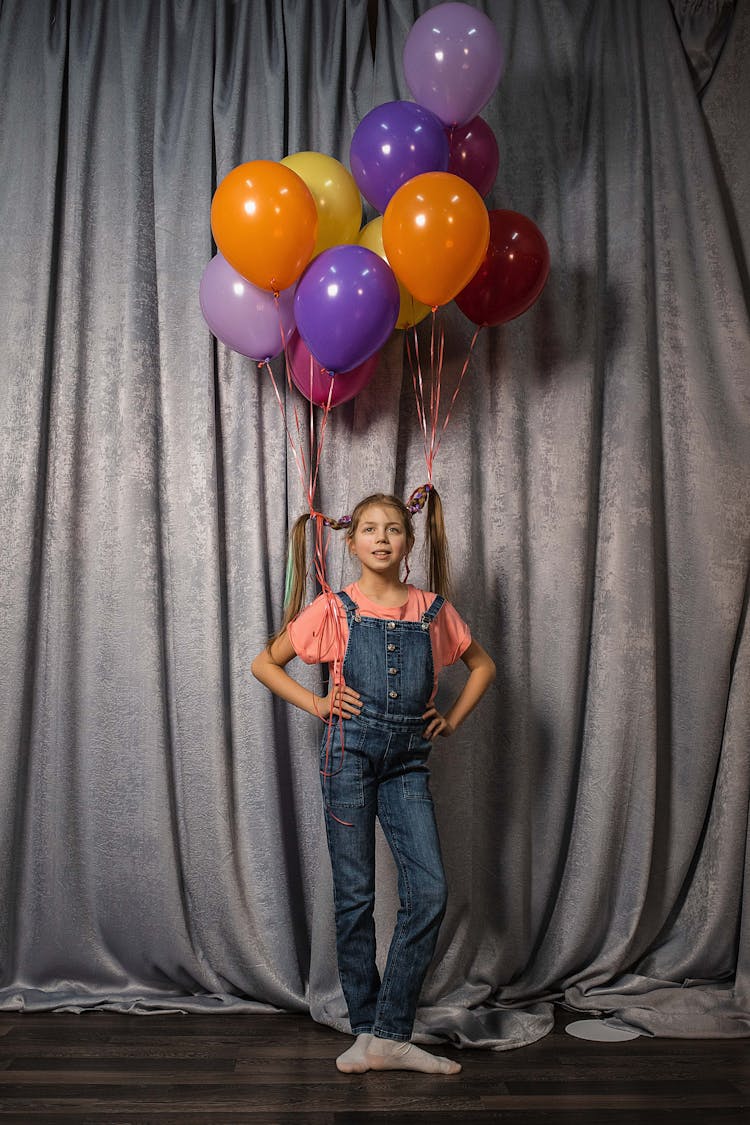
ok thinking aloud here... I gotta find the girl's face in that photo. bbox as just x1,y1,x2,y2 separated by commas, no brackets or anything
349,505,409,578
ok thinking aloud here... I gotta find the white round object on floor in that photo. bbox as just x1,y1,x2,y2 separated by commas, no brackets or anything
565,1019,640,1042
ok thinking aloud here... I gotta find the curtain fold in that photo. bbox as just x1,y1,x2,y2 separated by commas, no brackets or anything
669,0,736,93
0,0,748,1048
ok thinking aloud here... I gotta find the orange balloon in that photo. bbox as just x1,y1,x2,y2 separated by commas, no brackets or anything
211,160,317,292
382,172,490,307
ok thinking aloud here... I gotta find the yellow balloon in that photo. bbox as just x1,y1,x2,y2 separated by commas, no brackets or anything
357,217,431,330
280,151,362,257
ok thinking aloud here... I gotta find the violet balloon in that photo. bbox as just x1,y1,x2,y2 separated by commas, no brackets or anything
349,100,449,213
403,2,504,127
287,331,379,408
447,116,500,198
199,253,295,360
294,245,400,374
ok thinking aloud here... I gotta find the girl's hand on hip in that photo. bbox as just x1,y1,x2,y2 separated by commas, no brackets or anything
319,683,362,720
422,707,454,741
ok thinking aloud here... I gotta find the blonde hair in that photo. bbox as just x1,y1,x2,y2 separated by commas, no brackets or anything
268,485,451,647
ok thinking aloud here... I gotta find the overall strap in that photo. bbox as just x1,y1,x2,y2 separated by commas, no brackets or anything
336,591,359,618
420,595,445,627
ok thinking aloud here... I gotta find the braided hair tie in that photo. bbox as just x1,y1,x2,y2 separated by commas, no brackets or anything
405,482,433,514
310,511,351,530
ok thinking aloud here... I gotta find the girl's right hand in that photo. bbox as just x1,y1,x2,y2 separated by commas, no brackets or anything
318,683,363,720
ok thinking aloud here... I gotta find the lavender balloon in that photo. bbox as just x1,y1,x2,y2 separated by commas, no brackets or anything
349,100,449,213
403,2,504,127
199,253,295,361
294,245,400,374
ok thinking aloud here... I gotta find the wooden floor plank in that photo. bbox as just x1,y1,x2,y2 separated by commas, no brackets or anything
0,1007,747,1124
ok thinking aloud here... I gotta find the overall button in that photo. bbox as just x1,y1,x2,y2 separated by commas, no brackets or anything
388,667,398,675
389,690,399,699
387,621,396,630
387,643,396,652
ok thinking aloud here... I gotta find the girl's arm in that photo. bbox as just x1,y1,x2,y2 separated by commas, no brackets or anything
422,639,496,741
251,631,362,720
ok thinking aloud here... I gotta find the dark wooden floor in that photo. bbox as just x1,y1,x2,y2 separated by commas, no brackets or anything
0,1006,748,1124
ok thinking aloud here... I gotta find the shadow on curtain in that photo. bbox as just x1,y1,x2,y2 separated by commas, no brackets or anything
0,0,748,1048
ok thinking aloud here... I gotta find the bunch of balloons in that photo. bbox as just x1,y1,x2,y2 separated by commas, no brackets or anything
200,1,550,408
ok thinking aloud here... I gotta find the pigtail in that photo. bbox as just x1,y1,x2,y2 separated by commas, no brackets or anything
426,487,452,600
267,513,311,648
405,483,452,599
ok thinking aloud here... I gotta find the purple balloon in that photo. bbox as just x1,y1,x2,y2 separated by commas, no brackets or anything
403,2,504,127
294,245,400,374
287,331,379,408
199,253,295,361
447,116,500,198
349,100,449,213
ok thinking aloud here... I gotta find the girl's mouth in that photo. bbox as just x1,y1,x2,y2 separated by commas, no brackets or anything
372,550,391,558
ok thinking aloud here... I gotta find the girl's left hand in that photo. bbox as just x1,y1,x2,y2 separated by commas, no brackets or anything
421,707,454,741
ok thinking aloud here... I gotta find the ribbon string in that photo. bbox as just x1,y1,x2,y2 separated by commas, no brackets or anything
406,312,482,483
267,296,351,823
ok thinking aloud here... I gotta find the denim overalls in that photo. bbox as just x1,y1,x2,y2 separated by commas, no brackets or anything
320,590,448,1041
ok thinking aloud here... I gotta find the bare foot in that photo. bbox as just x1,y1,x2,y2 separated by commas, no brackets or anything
336,1033,373,1073
365,1037,461,1075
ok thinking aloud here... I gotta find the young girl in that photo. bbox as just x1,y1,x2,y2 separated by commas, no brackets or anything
251,488,495,1075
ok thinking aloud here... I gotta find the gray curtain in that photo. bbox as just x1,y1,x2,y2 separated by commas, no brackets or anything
0,0,748,1048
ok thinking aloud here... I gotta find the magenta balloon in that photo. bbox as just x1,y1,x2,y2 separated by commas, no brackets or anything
199,253,296,361
403,2,504,127
349,100,449,213
294,245,399,373
287,331,379,408
447,116,500,198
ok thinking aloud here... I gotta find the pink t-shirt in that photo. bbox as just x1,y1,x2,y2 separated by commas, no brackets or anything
287,583,472,699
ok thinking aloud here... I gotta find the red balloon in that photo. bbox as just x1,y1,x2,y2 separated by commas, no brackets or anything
447,117,499,198
286,331,379,408
455,210,550,326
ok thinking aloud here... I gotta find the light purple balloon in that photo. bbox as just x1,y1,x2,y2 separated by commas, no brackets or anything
199,253,296,361
403,2,505,127
349,100,450,213
294,245,400,374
